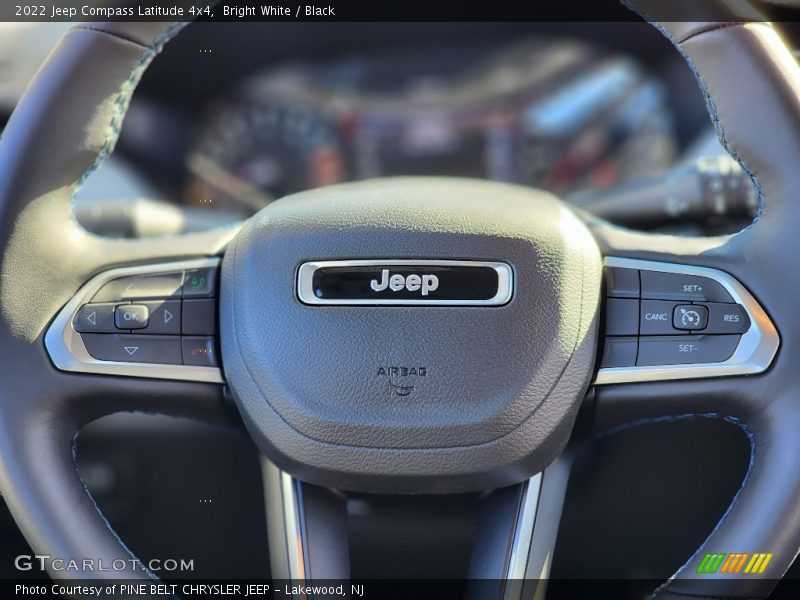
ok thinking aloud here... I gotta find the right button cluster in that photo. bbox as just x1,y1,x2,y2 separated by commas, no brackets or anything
602,267,750,368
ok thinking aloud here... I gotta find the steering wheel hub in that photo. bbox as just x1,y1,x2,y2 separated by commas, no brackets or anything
220,177,602,492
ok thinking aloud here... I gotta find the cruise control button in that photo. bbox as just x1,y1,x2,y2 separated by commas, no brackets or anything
182,337,218,366
605,298,639,336
114,304,149,330
606,267,640,298
704,303,751,334
637,335,740,366
673,304,708,330
640,300,681,335
93,273,183,302
182,299,216,335
81,334,182,364
640,271,734,303
74,303,117,333
139,300,181,335
183,268,217,297
600,337,638,368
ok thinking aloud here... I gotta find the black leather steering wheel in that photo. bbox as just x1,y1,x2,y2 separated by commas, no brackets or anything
1,1,799,598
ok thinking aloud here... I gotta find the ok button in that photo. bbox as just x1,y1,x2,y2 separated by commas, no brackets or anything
640,300,681,335
114,304,149,330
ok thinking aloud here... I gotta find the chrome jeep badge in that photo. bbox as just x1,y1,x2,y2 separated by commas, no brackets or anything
297,260,513,306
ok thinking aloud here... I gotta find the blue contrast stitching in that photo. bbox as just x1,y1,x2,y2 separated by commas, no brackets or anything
72,430,157,580
67,21,241,240
596,411,755,599
67,22,188,580
68,21,185,235
614,10,769,588
621,0,765,234
73,21,185,196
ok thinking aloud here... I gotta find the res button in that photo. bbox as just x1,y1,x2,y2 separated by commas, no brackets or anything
704,303,751,334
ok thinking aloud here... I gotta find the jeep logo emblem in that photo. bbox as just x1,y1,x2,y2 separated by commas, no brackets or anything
297,260,513,306
369,269,440,296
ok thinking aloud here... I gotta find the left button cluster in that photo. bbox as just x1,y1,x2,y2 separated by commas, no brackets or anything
71,268,218,367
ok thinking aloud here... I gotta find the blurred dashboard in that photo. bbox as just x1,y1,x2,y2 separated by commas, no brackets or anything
100,22,712,229
1,22,724,235
182,36,674,214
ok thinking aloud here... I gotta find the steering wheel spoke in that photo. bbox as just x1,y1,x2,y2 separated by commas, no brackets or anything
260,454,573,598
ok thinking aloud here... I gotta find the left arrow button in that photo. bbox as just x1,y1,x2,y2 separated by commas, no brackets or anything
73,303,117,333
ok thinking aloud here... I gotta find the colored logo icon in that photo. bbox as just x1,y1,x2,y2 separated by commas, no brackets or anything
696,552,773,574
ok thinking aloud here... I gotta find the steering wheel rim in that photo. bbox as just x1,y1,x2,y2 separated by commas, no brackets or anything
1,1,799,597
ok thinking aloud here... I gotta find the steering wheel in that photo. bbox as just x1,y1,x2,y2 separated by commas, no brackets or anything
1,1,798,598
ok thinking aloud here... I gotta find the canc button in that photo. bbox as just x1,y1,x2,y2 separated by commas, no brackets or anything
640,300,680,335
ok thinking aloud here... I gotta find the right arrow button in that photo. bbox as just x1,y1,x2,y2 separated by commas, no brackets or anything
139,300,181,335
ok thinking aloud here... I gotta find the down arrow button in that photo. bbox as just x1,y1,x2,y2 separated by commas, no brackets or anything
81,334,182,364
